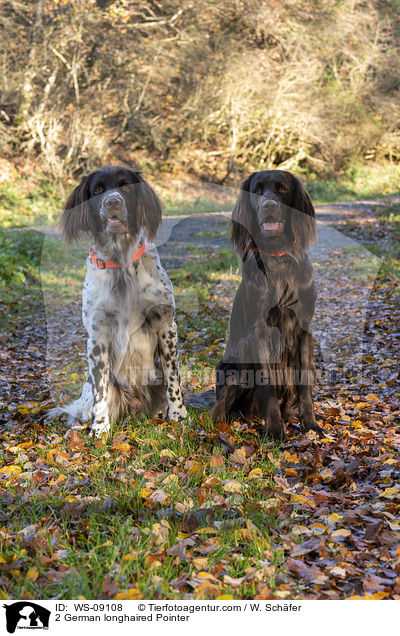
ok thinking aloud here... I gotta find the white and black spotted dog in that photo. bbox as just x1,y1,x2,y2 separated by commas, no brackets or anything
50,165,187,436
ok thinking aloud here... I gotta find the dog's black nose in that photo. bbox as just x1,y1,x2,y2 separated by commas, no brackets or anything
261,199,278,211
105,196,122,211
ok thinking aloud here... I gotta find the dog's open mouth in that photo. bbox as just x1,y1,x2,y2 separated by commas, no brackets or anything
262,221,283,233
105,216,128,233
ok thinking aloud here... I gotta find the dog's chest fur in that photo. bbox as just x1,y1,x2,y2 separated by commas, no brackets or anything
82,248,172,385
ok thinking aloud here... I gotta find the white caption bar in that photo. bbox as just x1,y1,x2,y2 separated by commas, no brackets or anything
1,599,395,636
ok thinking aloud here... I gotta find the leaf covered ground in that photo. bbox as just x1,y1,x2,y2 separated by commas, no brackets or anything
0,204,399,600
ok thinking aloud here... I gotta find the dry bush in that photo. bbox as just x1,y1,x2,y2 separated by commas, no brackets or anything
179,0,400,178
0,0,399,182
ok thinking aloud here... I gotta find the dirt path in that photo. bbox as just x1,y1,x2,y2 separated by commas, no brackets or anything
34,199,383,267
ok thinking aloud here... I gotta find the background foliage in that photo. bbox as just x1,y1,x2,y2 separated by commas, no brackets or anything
1,0,400,185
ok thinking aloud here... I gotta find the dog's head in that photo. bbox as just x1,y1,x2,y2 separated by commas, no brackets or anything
62,165,162,242
231,170,316,255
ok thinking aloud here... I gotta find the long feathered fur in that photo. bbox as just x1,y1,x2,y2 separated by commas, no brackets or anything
49,165,187,436
212,169,322,440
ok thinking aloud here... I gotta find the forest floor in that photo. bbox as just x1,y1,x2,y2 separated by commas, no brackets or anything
0,200,399,600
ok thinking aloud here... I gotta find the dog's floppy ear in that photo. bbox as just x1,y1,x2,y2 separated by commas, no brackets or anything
135,179,162,240
290,175,317,250
231,175,253,256
62,173,97,242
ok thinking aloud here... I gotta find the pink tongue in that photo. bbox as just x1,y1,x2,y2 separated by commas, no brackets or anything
108,218,122,226
263,222,282,231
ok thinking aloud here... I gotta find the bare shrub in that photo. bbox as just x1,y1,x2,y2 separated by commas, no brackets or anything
0,0,399,182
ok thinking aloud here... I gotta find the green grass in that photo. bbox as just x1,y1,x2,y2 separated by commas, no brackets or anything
1,398,284,600
305,162,400,203
0,230,86,317
162,196,231,217
2,161,400,230
0,230,44,301
0,178,62,228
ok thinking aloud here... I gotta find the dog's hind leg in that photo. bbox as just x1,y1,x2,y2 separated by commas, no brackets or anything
66,381,93,428
258,386,285,441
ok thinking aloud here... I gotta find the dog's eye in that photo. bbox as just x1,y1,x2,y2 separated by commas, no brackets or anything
254,186,263,195
119,183,130,192
277,184,287,193
93,184,104,195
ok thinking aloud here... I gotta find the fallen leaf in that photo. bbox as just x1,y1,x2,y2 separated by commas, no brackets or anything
114,587,143,600
223,480,242,493
291,536,321,557
0,465,22,476
210,454,224,468
26,567,39,582
67,430,85,451
331,528,351,538
148,489,170,505
379,487,399,499
229,448,247,465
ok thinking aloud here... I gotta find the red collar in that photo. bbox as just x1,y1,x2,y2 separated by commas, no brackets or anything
89,242,146,269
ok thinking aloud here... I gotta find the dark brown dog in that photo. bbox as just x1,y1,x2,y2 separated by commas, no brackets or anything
212,170,322,440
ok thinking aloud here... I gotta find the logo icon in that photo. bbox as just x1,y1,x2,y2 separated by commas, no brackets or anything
3,602,51,633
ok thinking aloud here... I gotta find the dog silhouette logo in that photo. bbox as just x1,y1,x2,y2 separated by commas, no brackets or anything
3,602,50,633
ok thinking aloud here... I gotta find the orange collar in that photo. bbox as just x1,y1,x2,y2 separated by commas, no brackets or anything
259,249,292,257
89,242,146,269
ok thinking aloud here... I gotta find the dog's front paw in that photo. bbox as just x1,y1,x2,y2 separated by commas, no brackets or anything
167,404,187,421
263,416,285,441
301,416,324,436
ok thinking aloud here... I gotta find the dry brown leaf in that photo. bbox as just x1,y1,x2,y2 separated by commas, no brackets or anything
66,429,85,452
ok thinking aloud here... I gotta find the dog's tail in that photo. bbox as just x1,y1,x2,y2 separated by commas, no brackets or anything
184,389,217,411
211,385,245,421
46,380,93,428
109,373,168,420
47,374,167,427
108,375,144,421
